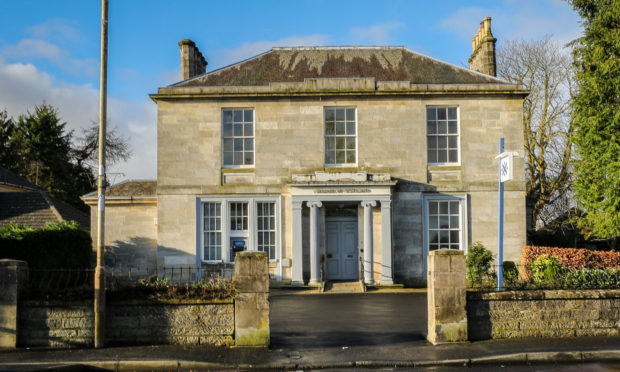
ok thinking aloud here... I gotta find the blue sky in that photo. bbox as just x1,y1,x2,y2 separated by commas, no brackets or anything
0,0,582,180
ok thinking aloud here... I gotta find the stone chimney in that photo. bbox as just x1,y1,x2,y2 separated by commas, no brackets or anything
468,17,497,77
178,39,207,80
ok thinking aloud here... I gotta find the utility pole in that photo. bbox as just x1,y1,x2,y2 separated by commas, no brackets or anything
94,0,108,349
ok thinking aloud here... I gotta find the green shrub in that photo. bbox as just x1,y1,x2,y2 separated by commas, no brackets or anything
561,268,620,289
502,260,519,286
0,221,91,269
108,275,236,301
466,242,494,287
530,254,564,286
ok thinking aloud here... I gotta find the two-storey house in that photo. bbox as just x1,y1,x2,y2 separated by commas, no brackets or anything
92,17,526,286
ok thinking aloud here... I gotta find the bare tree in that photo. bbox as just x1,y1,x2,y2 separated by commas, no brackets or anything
74,121,132,170
497,36,576,230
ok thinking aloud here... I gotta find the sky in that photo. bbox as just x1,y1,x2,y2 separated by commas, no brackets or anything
0,0,582,182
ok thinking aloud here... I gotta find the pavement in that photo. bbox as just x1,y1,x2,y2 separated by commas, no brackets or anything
1,291,620,371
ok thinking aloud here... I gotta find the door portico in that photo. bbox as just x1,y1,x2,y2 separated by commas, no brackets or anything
289,171,395,286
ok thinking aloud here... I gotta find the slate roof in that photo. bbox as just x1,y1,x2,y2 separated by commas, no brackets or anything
0,167,40,191
173,46,507,87
0,192,89,230
0,192,58,229
0,166,90,230
81,180,157,200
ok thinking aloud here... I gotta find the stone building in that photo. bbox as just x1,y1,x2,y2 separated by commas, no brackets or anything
95,18,527,286
82,180,157,272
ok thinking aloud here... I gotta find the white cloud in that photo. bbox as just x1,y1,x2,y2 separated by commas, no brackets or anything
212,34,330,69
27,18,84,44
0,57,156,180
1,39,99,77
349,21,405,45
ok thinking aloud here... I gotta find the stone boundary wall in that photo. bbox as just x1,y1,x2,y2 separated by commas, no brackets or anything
20,304,93,347
4,252,268,348
19,301,234,347
467,289,620,340
427,249,467,344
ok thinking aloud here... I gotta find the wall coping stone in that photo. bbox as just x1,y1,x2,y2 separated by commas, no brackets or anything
0,259,28,268
468,289,620,301
22,298,234,307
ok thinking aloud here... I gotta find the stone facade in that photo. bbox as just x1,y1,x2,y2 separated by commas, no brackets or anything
467,289,620,340
153,91,526,286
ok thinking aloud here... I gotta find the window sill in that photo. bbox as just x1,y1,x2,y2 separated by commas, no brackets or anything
221,168,255,173
427,165,461,171
323,167,359,172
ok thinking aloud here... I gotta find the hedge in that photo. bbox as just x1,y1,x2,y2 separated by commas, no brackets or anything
0,221,91,269
520,245,620,278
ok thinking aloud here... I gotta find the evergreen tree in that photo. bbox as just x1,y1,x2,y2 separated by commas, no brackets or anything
0,110,19,167
569,0,620,244
0,104,93,209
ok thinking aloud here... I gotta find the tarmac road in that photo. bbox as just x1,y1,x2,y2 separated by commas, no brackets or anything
269,292,427,349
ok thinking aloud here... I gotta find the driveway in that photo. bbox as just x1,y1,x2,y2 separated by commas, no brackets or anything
269,292,427,349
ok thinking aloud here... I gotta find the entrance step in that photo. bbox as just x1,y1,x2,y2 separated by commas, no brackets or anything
323,281,364,293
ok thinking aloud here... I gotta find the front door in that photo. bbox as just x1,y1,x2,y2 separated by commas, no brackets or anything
326,218,358,280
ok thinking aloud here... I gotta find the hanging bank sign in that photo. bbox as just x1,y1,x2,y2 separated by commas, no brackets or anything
496,151,519,183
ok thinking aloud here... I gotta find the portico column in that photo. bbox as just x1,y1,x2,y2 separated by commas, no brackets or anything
361,200,377,284
291,200,304,285
380,200,394,284
307,201,322,285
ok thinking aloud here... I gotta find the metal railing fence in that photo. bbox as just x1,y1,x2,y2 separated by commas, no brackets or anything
22,265,234,300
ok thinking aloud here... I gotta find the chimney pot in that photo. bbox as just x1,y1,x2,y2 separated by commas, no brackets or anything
483,17,491,35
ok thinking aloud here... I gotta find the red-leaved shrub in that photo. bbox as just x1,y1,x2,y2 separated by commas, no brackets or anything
520,245,620,279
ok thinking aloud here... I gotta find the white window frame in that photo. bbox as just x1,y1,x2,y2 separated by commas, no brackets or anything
198,196,281,264
202,202,223,261
426,106,460,166
221,108,255,169
422,193,468,273
256,201,277,261
324,106,358,167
